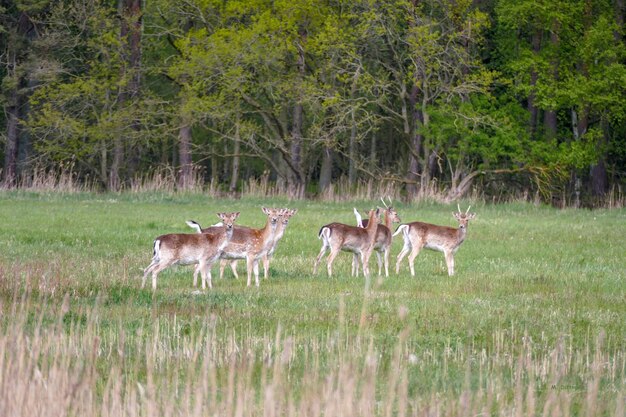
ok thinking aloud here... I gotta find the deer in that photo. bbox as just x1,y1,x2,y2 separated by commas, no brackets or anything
313,208,381,279
187,208,297,281
142,212,240,291
352,198,401,277
394,205,476,276
186,207,283,287
260,208,297,279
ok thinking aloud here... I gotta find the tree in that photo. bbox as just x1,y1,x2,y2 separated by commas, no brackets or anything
1,0,50,187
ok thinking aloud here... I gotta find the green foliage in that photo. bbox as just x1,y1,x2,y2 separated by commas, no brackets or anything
2,0,625,201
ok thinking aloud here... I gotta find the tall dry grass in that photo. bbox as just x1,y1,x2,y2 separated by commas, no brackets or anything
1,296,623,417
2,164,625,207
1,163,87,193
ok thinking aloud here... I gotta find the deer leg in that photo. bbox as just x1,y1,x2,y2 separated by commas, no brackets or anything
149,260,174,291
230,260,239,279
246,256,254,287
351,254,360,277
326,247,340,278
407,246,422,277
199,260,208,290
263,255,270,280
360,250,371,280
375,251,383,276
253,260,260,287
395,242,411,274
193,265,201,287
219,259,227,280
383,248,390,277
313,244,329,275
142,260,159,288
444,251,455,276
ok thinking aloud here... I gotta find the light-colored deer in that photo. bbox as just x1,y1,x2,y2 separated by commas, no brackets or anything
352,198,401,277
187,208,297,281
313,208,381,279
186,207,282,287
142,212,240,291
261,208,297,279
394,205,476,276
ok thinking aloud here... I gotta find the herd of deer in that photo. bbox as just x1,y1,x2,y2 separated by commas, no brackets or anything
142,200,476,291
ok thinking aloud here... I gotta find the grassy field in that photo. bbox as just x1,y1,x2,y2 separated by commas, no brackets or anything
0,191,624,416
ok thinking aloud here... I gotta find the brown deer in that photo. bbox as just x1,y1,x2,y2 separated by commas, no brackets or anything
352,199,401,277
186,207,282,287
142,212,240,291
187,208,297,281
313,208,381,279
260,208,297,279
394,205,476,276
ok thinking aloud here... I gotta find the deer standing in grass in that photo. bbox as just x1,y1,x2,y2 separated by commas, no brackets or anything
260,208,297,279
352,199,401,277
394,205,476,276
313,208,381,279
142,212,240,291
186,207,282,287
187,208,297,281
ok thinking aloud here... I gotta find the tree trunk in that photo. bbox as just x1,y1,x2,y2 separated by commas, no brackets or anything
318,146,333,193
369,133,377,173
178,124,193,189
590,158,608,198
112,0,143,190
348,113,357,185
211,144,219,186
288,28,307,198
406,84,424,199
2,12,31,188
229,121,241,193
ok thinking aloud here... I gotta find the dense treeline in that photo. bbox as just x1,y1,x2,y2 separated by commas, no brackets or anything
1,0,625,205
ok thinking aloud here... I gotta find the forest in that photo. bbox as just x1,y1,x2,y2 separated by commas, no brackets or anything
1,0,625,205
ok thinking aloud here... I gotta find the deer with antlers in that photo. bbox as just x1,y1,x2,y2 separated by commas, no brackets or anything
142,212,240,291
185,207,283,287
313,208,381,279
352,198,401,277
394,205,476,276
187,208,297,281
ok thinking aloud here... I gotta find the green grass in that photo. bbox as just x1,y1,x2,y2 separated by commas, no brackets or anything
0,192,624,415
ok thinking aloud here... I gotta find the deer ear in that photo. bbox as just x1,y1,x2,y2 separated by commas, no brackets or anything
262,207,269,214
467,213,476,220
234,212,240,218
452,212,459,219
217,213,224,219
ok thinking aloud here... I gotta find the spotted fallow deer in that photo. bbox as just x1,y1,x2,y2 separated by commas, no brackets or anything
142,212,240,291
186,207,282,287
313,208,381,279
394,205,476,276
352,199,401,277
187,208,297,281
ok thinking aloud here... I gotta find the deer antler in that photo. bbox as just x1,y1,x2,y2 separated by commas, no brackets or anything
380,197,389,209
457,203,462,213
466,205,471,214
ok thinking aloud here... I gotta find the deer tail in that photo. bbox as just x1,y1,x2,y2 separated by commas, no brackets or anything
186,220,203,233
318,226,332,242
392,224,408,238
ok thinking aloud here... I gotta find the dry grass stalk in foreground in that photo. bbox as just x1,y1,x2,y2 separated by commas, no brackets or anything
0,297,624,417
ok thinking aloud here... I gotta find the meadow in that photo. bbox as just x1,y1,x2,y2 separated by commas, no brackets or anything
0,191,624,416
